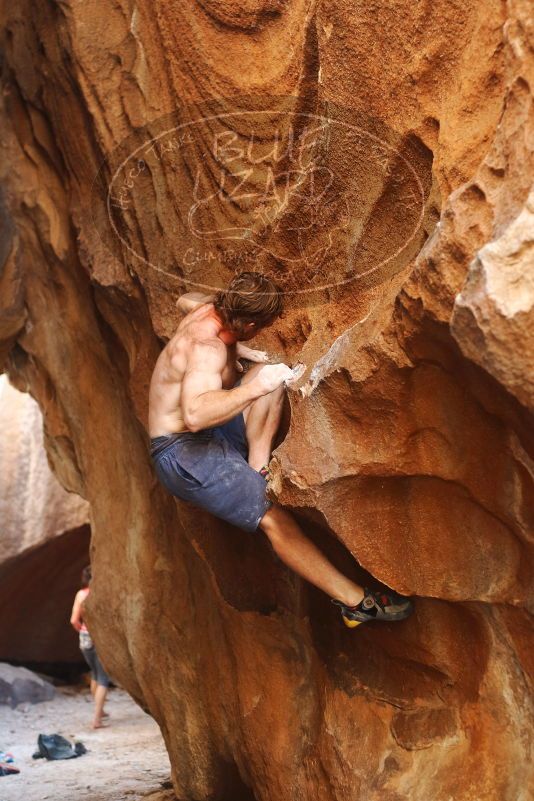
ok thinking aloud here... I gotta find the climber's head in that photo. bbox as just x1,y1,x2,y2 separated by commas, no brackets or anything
81,565,92,588
213,271,283,340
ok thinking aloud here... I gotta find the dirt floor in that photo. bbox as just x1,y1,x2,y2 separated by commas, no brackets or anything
0,685,172,801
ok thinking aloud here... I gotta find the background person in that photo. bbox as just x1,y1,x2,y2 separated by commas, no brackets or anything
70,565,110,728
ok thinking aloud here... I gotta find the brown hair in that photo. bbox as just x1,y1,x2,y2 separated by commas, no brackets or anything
213,271,283,334
81,565,92,588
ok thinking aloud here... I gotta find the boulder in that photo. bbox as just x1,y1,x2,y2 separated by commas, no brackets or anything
0,663,55,708
0,377,89,562
0,378,90,664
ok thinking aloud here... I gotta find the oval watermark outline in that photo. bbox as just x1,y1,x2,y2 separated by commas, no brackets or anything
100,107,427,296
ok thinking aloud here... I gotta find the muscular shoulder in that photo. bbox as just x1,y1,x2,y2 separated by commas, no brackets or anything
186,334,226,372
166,325,224,372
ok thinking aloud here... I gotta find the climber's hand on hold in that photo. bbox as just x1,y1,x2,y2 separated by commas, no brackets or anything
236,344,270,364
251,363,294,395
284,362,306,388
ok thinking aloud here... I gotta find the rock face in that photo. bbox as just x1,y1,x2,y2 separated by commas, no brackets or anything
0,2,532,801
452,187,534,409
0,663,55,708
0,377,90,664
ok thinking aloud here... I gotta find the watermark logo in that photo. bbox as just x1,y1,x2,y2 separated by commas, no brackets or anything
91,96,437,304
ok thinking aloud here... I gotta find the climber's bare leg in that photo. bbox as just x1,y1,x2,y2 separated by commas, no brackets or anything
241,364,284,471
239,366,364,606
260,505,365,606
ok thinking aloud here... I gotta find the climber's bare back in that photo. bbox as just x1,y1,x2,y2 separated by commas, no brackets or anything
148,303,237,437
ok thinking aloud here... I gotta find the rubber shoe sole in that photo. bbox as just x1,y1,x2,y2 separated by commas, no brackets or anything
333,593,414,628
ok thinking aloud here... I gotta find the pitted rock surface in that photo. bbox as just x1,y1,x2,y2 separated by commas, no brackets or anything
0,1,532,799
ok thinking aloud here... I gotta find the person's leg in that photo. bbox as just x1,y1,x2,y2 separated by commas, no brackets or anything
260,504,365,606
90,678,96,697
92,684,108,729
240,364,284,471
235,369,412,622
240,367,363,605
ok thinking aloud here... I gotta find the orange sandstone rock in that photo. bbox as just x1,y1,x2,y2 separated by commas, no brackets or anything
0,1,532,799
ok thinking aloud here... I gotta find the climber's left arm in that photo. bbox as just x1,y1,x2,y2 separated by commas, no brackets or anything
236,343,270,363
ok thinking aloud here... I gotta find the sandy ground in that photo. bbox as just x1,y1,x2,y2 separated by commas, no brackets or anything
0,685,172,801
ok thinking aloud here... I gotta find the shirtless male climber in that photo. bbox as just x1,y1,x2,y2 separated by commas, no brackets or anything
148,271,413,627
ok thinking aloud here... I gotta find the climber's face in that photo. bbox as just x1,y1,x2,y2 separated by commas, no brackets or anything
237,322,260,341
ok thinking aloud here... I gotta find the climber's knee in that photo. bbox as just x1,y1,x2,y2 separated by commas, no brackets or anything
269,381,285,406
239,362,265,385
244,382,284,436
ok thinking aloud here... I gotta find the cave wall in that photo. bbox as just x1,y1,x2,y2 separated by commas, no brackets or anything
0,1,532,800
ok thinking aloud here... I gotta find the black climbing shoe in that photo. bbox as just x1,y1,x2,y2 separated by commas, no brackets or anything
332,588,413,628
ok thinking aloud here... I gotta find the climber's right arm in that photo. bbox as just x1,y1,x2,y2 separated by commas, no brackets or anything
180,341,293,432
180,339,259,432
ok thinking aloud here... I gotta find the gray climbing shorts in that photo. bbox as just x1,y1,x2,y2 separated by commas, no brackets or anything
80,646,110,688
150,411,272,533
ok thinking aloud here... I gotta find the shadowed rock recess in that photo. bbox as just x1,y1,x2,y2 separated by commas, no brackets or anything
0,1,532,800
